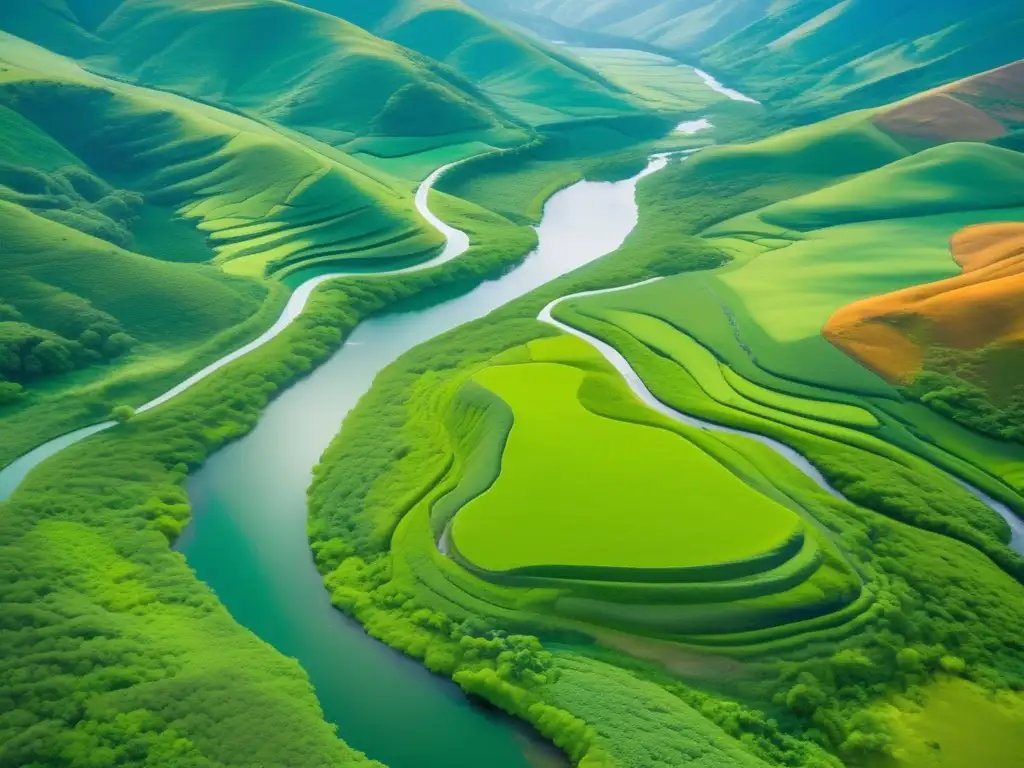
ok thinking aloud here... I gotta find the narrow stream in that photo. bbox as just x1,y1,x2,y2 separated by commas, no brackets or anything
693,67,760,104
176,155,671,768
0,160,474,502
541,281,1024,556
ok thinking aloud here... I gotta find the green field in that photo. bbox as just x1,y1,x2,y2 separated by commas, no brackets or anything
875,679,1024,768
3,2,1024,767
451,349,802,574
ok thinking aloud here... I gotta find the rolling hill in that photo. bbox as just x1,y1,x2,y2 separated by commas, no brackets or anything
825,222,1024,383
0,0,644,144
473,0,1024,119
0,27,455,464
0,0,522,150
294,0,643,124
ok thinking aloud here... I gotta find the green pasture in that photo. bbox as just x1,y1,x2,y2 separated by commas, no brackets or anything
743,142,1024,232
451,355,802,574
600,309,880,429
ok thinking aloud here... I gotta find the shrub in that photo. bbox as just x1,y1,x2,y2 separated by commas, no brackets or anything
111,405,135,423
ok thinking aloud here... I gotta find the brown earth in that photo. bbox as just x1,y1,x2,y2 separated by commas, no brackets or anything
823,222,1024,383
873,59,1023,143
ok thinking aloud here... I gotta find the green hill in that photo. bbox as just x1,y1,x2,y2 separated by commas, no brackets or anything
476,0,1024,119
0,31,446,277
0,28,459,463
0,0,645,143
293,0,643,125
0,0,531,151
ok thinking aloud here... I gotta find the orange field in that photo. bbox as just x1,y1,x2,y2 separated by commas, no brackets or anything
824,222,1024,384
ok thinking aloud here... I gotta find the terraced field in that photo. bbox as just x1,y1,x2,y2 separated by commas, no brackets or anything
401,335,862,644
4,2,1024,766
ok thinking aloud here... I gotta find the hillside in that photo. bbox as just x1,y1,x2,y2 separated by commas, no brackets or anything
474,0,1024,118
293,0,641,125
0,0,645,145
0,28,456,464
873,60,1024,147
0,0,528,153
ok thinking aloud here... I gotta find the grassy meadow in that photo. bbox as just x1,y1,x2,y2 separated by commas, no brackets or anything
452,347,803,574
307,76,1024,766
2,1,1023,767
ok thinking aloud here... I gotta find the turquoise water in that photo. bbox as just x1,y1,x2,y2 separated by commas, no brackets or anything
177,158,666,767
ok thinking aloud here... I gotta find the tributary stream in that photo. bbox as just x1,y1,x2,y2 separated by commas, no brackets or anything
3,70,1022,766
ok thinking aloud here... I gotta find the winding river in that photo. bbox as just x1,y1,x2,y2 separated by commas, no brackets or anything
176,155,671,768
0,161,474,502
2,136,1022,768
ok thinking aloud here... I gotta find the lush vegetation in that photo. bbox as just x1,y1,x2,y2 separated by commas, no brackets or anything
308,95,1024,768
3,2,1023,767
473,0,1024,121
0,180,540,765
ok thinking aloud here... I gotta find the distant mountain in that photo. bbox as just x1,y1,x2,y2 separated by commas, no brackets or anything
475,0,1024,119
0,0,530,149
292,0,641,124
470,0,770,51
0,0,643,144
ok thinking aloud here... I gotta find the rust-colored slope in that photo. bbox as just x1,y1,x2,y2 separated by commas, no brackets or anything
824,223,1024,383
873,59,1024,143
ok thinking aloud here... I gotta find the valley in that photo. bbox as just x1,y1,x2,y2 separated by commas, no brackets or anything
0,2,1022,768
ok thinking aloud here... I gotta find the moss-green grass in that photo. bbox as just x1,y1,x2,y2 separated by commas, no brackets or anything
451,350,802,574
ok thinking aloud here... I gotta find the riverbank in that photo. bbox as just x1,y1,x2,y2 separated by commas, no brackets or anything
308,137,1024,767
0,163,543,766
181,154,675,768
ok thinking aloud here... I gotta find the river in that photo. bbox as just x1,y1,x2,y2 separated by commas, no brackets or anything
2,111,1022,768
175,155,671,768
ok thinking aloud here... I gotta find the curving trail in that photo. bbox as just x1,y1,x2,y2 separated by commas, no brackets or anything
539,281,1024,556
0,161,474,501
